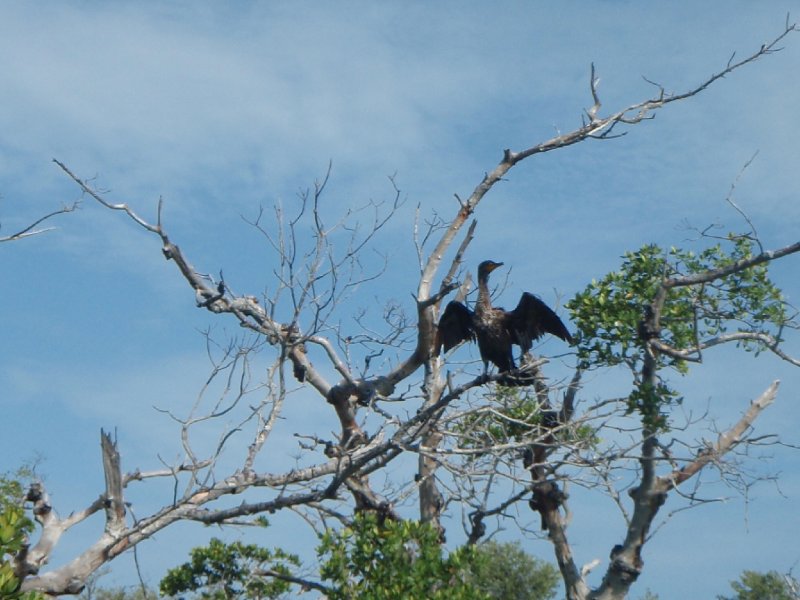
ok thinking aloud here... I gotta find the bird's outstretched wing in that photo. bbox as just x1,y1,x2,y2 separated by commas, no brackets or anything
510,292,573,351
437,301,475,353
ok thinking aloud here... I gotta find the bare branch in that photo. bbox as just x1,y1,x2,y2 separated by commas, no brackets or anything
0,201,79,242
100,430,126,536
664,239,800,289
660,381,779,489
53,160,159,234
253,568,332,595
652,332,800,367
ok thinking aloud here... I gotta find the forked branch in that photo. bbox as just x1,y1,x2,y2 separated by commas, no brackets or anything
0,201,79,242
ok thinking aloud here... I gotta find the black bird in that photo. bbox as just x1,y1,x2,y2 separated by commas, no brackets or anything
438,260,573,374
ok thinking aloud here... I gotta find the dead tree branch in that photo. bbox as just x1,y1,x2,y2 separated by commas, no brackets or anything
0,201,79,242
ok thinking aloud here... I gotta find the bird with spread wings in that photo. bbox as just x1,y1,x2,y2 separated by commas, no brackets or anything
437,260,573,375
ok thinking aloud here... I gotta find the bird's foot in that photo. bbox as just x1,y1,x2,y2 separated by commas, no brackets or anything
499,368,537,387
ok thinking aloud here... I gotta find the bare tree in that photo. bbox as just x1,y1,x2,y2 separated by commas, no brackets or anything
12,20,800,600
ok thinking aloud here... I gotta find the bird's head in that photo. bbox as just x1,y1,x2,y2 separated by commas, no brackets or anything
478,260,504,278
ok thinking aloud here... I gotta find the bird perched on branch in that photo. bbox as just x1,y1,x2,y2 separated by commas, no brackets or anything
437,260,573,374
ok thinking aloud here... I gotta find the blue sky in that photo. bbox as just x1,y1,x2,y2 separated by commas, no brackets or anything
1,2,799,598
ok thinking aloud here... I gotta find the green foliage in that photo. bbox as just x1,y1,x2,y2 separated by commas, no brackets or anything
717,570,799,600
570,244,689,373
0,472,45,600
163,516,562,600
159,537,300,599
567,236,787,429
455,386,596,450
317,513,485,600
0,505,35,600
626,380,681,432
457,386,549,446
467,540,559,600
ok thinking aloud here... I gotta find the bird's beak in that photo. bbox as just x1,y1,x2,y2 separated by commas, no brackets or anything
492,262,504,271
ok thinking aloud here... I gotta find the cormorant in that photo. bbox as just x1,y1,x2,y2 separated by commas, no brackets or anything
438,260,573,374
